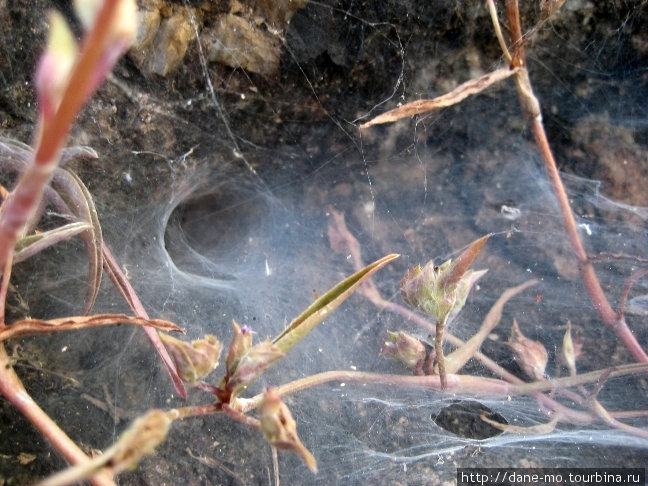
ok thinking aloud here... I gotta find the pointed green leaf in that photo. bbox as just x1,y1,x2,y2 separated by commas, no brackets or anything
273,254,399,353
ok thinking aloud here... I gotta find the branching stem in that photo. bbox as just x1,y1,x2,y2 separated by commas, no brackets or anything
241,363,648,414
501,0,648,363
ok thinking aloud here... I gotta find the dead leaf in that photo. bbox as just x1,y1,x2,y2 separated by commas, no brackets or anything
1,314,183,341
361,67,519,128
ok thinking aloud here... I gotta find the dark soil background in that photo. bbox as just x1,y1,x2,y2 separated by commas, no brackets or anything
1,1,647,485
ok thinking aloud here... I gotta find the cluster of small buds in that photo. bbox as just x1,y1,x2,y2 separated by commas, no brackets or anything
400,234,489,325
161,320,285,396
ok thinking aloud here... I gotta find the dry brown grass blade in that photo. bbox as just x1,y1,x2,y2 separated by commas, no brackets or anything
481,411,560,435
0,313,183,341
102,244,188,398
360,67,518,128
51,169,103,315
445,279,538,373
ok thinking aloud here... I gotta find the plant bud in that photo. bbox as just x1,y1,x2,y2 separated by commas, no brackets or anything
226,340,284,393
401,262,450,319
35,12,78,121
562,320,582,376
400,235,489,324
159,333,222,385
380,331,426,374
110,409,177,473
259,388,317,473
507,319,548,381
225,320,253,375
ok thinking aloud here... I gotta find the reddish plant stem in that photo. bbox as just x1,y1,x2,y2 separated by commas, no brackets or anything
102,244,187,398
0,0,126,272
34,0,121,166
0,164,55,272
435,316,447,389
241,364,646,421
0,345,116,486
0,259,12,325
504,0,648,363
173,402,220,420
588,398,648,439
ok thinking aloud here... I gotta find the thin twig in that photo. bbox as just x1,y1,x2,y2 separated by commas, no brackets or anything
241,363,648,413
589,252,648,265
588,399,648,439
616,267,648,319
102,244,188,398
272,446,280,486
435,316,448,389
486,0,512,62
502,0,648,363
0,258,12,325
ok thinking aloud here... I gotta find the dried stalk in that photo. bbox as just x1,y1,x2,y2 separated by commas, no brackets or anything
0,313,182,341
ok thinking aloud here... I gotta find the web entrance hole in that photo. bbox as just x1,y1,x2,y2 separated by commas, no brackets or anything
432,400,508,440
163,185,272,281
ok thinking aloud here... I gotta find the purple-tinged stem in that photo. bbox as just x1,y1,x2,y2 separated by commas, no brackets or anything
102,244,187,398
0,0,128,272
502,0,647,363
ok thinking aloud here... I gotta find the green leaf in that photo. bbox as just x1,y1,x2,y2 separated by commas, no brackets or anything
273,253,399,353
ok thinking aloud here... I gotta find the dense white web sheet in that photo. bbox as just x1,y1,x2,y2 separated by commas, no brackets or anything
96,143,647,484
